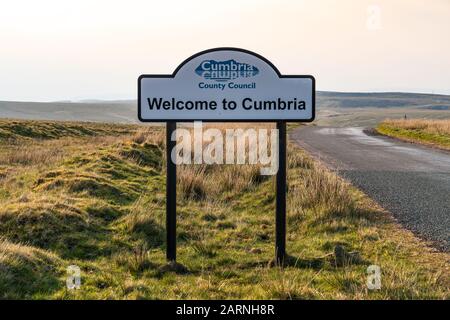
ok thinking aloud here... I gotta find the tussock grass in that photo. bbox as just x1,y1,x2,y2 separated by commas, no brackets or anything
0,136,122,167
0,238,62,299
0,119,134,140
122,199,164,248
1,146,64,166
377,119,450,150
0,195,90,248
382,119,450,135
292,162,355,217
0,120,448,299
176,124,270,200
178,164,263,200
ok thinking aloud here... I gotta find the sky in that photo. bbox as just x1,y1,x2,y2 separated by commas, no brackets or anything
0,0,449,101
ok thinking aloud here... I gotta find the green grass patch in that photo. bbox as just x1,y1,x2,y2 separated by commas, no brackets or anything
0,238,63,299
377,122,450,150
0,119,448,299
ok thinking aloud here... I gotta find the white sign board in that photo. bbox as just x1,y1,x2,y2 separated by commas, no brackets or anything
138,48,315,122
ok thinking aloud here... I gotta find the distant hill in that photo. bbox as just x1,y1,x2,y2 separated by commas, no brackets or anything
317,92,450,109
1,92,450,124
0,100,136,123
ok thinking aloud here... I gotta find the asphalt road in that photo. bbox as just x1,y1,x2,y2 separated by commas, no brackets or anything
291,126,450,251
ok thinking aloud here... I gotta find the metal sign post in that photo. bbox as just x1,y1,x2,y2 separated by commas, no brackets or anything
138,47,315,265
166,121,177,262
276,121,287,264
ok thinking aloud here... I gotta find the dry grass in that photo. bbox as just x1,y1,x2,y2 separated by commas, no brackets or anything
178,164,263,200
289,159,355,218
0,237,62,299
1,120,449,299
377,119,450,150
0,144,64,166
0,136,130,167
382,119,450,135
175,123,271,200
0,237,60,266
131,127,165,148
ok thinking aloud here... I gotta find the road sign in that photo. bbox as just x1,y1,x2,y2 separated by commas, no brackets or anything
138,48,315,266
138,48,315,122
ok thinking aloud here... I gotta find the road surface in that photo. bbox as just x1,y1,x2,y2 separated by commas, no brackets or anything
291,126,450,251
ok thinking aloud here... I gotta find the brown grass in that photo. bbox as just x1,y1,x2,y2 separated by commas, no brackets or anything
1,120,449,299
0,237,59,265
175,123,271,200
378,118,450,150
0,136,126,167
289,157,355,217
382,119,450,135
0,121,163,168
131,127,165,148
178,164,263,200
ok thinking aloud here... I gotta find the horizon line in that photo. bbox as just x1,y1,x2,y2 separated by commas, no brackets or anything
2,89,449,104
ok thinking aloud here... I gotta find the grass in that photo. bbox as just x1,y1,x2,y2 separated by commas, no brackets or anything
0,119,448,299
0,119,135,140
377,119,450,150
0,238,62,299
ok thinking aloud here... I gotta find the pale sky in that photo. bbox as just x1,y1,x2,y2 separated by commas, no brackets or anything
0,0,449,101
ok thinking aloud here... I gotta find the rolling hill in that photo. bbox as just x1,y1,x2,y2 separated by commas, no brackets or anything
1,92,450,126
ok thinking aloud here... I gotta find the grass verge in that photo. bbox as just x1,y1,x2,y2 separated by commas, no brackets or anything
377,119,450,151
0,120,448,299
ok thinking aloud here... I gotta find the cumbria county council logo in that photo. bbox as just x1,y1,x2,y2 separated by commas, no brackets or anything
195,59,259,82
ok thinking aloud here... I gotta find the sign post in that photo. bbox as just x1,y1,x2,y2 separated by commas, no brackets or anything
166,121,177,262
138,47,315,265
276,121,286,264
